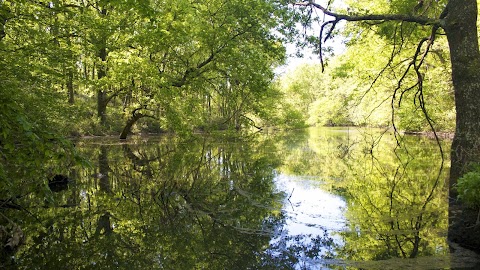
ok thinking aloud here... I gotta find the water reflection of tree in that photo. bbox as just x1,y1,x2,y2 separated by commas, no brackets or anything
10,135,313,269
284,128,450,262
2,129,451,268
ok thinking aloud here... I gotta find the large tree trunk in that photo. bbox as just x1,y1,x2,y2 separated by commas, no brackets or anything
65,34,75,104
443,0,480,252
444,0,480,194
97,89,107,126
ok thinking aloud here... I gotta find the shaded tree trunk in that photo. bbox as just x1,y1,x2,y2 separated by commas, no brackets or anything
66,36,75,104
119,108,150,139
97,88,107,125
67,69,74,104
444,0,480,252
444,0,480,194
96,7,108,126
119,114,142,140
97,45,108,125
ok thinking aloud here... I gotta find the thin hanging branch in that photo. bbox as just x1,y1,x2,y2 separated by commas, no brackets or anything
294,1,440,71
294,2,447,204
295,1,444,147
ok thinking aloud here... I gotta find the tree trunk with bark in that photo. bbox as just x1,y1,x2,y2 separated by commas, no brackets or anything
97,45,108,125
67,69,74,104
443,0,480,252
444,0,480,193
97,88,107,126
119,113,143,140
96,7,108,126
119,108,154,139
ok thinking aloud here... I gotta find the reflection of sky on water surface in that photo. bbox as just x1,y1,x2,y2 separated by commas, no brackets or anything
269,173,347,269
275,174,346,236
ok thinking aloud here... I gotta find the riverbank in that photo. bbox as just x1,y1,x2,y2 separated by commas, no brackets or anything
403,130,454,140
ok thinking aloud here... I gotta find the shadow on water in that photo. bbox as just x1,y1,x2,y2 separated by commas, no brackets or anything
1,127,479,269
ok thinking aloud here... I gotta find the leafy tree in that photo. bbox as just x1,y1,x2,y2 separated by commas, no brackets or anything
291,0,480,249
0,1,86,259
116,0,289,136
0,0,301,262
275,23,454,131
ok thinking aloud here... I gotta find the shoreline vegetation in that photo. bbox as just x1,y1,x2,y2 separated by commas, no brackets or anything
403,130,454,140
69,126,455,141
4,0,480,263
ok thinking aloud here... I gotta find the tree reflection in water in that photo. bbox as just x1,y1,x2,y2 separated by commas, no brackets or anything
3,128,480,269
6,134,334,269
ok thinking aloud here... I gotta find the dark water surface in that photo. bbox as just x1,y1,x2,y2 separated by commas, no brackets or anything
7,128,480,269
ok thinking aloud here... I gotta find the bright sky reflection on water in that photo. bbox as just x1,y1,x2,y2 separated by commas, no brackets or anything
269,173,347,269
275,174,346,236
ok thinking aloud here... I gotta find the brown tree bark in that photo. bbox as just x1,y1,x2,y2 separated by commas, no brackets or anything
443,0,480,194
66,36,75,104
96,7,108,126
97,45,108,126
119,112,144,140
119,107,155,139
67,69,74,104
443,0,480,252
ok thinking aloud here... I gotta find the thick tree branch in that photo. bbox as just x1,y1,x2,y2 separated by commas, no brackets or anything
295,1,440,25
298,1,444,153
119,106,158,139
171,25,256,87
295,1,441,71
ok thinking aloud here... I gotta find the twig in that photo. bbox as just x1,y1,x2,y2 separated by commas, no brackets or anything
288,188,295,201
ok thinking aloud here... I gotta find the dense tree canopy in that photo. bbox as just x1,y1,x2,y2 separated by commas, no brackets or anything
0,0,297,260
0,0,295,139
275,31,455,131
287,0,480,251
2,0,480,260
0,0,297,191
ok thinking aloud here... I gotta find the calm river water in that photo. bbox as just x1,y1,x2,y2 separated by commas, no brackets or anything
8,127,480,269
